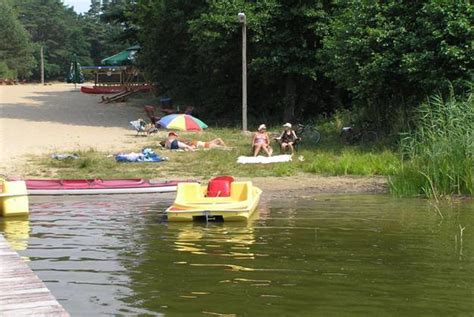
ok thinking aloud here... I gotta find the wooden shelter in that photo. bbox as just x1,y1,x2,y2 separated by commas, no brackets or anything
80,65,147,88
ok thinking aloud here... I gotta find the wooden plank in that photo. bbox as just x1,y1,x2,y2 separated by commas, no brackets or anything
0,234,69,316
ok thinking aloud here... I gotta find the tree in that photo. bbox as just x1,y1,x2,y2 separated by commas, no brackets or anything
133,0,472,127
99,0,139,44
135,0,336,123
0,0,35,79
81,13,127,65
136,1,209,108
247,0,334,121
322,1,473,126
15,0,92,80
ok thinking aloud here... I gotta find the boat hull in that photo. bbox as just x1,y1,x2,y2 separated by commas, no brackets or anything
166,182,262,222
26,179,192,196
80,86,125,94
80,85,152,94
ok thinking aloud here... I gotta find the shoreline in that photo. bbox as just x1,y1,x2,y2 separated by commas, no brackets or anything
0,83,388,195
246,175,388,198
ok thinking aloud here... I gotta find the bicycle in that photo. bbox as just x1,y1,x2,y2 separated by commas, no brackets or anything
295,122,321,145
340,121,378,145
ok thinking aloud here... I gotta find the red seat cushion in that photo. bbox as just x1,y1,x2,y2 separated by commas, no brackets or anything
207,176,234,197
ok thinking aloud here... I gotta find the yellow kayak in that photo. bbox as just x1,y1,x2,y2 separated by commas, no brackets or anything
166,179,262,222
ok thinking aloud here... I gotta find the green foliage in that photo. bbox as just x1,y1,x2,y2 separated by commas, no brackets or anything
100,0,473,130
135,0,337,124
302,149,399,176
99,0,139,43
322,1,473,127
0,62,16,79
9,0,133,81
13,0,93,80
136,0,208,94
81,13,129,65
0,0,35,79
390,92,474,198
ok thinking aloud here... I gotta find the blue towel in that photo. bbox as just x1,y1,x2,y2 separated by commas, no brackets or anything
115,148,168,162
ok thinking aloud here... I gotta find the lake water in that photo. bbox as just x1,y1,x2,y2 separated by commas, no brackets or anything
1,194,473,316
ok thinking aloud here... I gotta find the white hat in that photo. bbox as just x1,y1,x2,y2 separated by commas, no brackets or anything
258,124,266,131
283,123,292,128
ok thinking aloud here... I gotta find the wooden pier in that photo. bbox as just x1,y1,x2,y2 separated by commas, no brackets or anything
0,234,69,316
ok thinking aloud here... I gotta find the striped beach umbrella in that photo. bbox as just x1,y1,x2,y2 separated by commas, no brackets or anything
157,114,208,131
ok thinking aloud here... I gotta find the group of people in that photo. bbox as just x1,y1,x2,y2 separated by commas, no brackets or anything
252,123,299,157
159,122,298,156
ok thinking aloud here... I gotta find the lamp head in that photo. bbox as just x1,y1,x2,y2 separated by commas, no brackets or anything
238,12,246,23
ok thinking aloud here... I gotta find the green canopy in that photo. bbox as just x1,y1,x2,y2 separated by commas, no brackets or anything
101,45,141,66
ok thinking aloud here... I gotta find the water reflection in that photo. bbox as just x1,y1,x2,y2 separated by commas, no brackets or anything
170,222,257,259
0,216,30,251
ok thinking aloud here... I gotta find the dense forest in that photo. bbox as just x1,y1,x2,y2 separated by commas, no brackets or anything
1,0,472,127
0,0,126,81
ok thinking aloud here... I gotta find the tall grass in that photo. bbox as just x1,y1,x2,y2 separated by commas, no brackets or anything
389,92,474,198
302,149,399,176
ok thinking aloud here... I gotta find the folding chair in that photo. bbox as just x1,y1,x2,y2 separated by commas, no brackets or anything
129,119,147,136
144,105,161,126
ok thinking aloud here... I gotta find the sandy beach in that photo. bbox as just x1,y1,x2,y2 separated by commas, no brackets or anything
0,83,154,174
0,83,387,193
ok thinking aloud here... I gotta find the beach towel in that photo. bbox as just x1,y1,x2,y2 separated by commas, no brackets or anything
115,148,168,162
237,155,292,164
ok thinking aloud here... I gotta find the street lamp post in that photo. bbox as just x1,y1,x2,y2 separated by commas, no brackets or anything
238,12,247,132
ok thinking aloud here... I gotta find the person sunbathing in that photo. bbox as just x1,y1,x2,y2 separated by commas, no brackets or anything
164,132,195,151
252,124,272,157
189,138,227,149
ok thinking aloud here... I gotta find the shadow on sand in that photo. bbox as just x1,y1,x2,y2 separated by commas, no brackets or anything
1,88,151,128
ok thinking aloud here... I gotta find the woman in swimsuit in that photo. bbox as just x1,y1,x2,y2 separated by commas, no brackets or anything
190,138,227,149
252,124,272,157
278,122,298,154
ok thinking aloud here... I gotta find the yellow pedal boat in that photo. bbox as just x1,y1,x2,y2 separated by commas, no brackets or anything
1,180,29,217
166,179,262,222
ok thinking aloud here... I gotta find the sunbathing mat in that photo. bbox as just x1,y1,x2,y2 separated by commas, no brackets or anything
237,154,292,164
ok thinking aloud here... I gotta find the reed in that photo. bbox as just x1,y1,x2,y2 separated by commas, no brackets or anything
389,92,474,198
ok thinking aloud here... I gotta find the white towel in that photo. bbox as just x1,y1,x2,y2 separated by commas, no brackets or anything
237,155,292,164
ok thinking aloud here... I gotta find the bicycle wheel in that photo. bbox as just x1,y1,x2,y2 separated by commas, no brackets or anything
361,131,378,144
340,130,351,144
302,127,321,144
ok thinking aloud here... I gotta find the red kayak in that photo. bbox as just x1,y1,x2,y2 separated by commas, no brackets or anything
80,86,125,94
26,178,196,195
